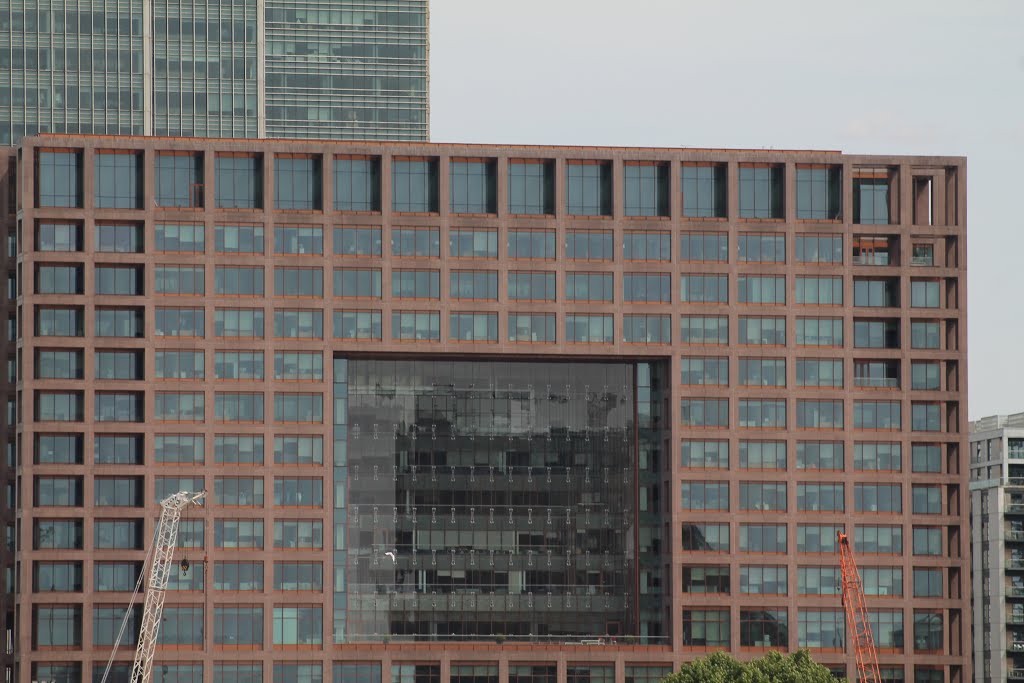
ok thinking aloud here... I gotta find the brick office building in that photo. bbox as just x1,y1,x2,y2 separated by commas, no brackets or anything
6,135,967,683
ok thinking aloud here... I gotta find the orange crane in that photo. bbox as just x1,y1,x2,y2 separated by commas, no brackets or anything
837,531,882,683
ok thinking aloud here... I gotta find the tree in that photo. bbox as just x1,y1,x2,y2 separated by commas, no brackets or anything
663,650,845,683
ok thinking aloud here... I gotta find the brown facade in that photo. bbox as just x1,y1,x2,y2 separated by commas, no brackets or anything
9,134,968,682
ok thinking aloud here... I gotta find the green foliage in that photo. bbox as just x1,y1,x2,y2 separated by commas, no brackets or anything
663,650,845,683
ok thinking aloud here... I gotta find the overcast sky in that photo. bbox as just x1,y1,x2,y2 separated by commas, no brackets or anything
430,0,1024,420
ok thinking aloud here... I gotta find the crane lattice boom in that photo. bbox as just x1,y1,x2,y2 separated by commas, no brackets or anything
838,531,882,683
129,491,205,683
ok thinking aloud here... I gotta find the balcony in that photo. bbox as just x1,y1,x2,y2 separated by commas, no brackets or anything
1008,587,1024,598
1008,559,1024,571
1009,614,1024,625
1007,504,1024,515
1009,669,1024,680
854,377,899,389
1009,640,1024,652
1009,531,1024,542
1010,478,1024,488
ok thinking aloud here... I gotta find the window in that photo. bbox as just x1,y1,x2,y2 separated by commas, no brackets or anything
912,444,942,473
624,273,671,302
214,519,265,549
34,519,84,549
33,605,83,648
392,270,440,299
272,610,319,647
738,399,786,428
681,398,729,428
509,313,556,343
508,272,555,301
682,566,730,594
156,350,205,380
334,310,382,340
214,351,264,381
623,314,670,343
682,610,729,647
157,479,204,504
854,401,901,430
35,434,84,465
740,482,787,511
739,441,786,469
275,155,322,210
96,222,144,253
155,265,204,295
739,524,787,552
740,566,787,595
681,274,728,303
911,321,941,349
852,236,896,265
679,232,728,262
216,224,265,254
450,159,497,214
95,435,144,465
855,443,902,471
797,483,844,512
214,605,263,645
566,314,613,343
275,225,324,255
795,360,843,389
738,275,785,304
796,166,841,220
215,154,262,209
912,243,935,266
36,149,83,207
912,485,942,514
392,158,439,212
275,436,323,465
36,264,83,294
795,277,842,305
38,306,85,336
155,435,204,464
160,606,204,646
681,441,728,469
869,610,904,650
681,357,729,386
156,152,203,208
35,475,84,506
94,519,144,549
913,568,942,597
797,525,843,553
508,159,554,215
857,526,903,554
738,234,785,262
274,309,323,339
155,223,204,253
275,393,323,423
216,308,264,338
855,484,902,513
682,315,728,345
739,165,783,219
215,477,264,507
34,561,83,592
218,664,265,683
95,392,144,422
796,235,842,263
682,163,726,218
854,320,899,349
95,150,143,208
392,311,440,341
566,230,613,260
913,527,942,556
508,229,555,259
797,610,844,650
215,436,264,464
274,520,323,549
854,278,899,307
567,161,612,216
797,567,841,595
96,265,144,296
450,312,498,342
275,562,323,591
449,229,497,260
451,270,498,300
36,221,82,252
216,393,264,422
392,227,440,257
854,170,891,224
681,482,729,510
274,478,323,507
154,392,205,422
738,358,785,386
911,280,941,308
682,523,729,551
215,266,267,296
275,352,323,381
36,349,84,379
624,162,669,216
796,318,842,347
910,362,940,390
913,611,942,652
624,231,670,261
36,391,84,421
854,360,899,389
334,156,381,212
741,609,788,648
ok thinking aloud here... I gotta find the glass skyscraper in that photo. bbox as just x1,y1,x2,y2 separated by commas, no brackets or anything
0,0,428,144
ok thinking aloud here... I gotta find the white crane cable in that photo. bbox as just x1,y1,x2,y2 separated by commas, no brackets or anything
97,523,159,683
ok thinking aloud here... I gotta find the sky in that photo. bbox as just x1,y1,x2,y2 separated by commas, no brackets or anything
429,0,1024,420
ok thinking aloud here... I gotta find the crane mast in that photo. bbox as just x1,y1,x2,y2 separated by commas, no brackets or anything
129,491,205,683
837,531,882,683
